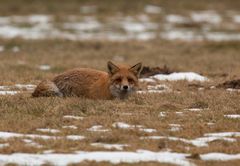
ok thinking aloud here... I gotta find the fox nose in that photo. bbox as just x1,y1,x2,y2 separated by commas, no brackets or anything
123,85,129,90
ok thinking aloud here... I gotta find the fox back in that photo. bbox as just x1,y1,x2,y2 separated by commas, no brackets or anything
32,61,142,100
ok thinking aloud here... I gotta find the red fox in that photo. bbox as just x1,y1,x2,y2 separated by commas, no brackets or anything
32,61,142,100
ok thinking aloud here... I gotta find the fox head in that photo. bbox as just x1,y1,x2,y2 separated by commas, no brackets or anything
108,61,142,99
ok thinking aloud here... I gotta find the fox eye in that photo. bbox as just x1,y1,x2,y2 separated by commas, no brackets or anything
115,78,122,82
128,78,134,83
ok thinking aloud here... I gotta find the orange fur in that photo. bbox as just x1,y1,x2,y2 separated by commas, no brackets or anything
32,61,142,100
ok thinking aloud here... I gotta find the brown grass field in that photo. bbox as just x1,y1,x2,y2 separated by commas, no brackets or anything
0,0,240,165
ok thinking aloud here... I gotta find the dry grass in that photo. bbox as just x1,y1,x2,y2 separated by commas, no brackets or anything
0,0,240,165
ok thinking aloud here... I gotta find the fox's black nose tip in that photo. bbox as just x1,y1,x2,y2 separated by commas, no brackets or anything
123,85,129,90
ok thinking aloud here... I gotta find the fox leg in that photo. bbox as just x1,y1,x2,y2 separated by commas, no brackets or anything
32,80,63,97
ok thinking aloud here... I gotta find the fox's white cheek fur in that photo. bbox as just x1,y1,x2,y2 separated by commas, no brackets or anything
129,84,135,91
115,84,121,89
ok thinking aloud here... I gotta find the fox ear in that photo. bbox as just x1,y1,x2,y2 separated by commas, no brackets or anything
107,61,120,75
129,62,142,76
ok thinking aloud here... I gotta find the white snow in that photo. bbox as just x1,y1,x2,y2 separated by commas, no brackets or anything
39,65,51,71
144,5,162,14
0,86,10,90
176,112,184,116
112,122,156,133
0,84,36,91
12,46,20,52
23,139,43,148
0,15,51,24
166,15,189,24
65,135,85,140
201,153,240,161
204,32,240,42
139,78,156,83
233,15,240,23
0,143,9,148
141,131,239,147
0,91,19,95
191,11,222,24
0,131,84,141
0,15,53,40
184,108,205,112
169,124,181,132
91,143,128,150
87,125,110,132
0,46,4,52
0,149,239,165
15,84,36,90
63,115,84,120
122,22,146,33
224,114,240,119
207,122,215,126
204,132,240,137
137,90,164,94
63,19,101,31
0,150,192,166
139,128,157,133
152,72,207,82
112,122,142,130
226,88,240,92
62,125,78,129
36,128,61,134
159,112,167,117
137,84,171,94
0,84,36,95
0,14,239,42
112,122,134,129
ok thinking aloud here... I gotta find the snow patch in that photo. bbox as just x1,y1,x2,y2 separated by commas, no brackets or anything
39,65,51,71
204,132,240,137
0,46,4,52
141,131,238,147
233,15,240,23
12,46,20,52
0,91,19,95
23,139,43,148
184,108,205,112
0,143,9,148
152,72,207,82
137,84,171,94
224,114,240,119
63,115,84,120
36,128,61,134
176,112,184,116
139,78,156,83
191,11,222,24
201,153,240,161
15,84,36,90
87,125,110,132
144,5,162,14
62,125,78,129
63,18,101,31
0,150,192,166
159,112,167,117
0,131,84,141
169,124,181,132
166,15,189,24
112,122,156,133
139,128,157,133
